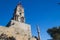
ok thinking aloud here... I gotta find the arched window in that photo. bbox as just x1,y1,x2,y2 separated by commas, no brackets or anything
21,17,24,22
20,13,21,15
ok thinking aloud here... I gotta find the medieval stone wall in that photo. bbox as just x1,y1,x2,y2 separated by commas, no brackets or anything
0,20,36,40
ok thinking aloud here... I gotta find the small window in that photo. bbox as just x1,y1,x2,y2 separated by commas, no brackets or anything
21,17,24,22
20,13,21,15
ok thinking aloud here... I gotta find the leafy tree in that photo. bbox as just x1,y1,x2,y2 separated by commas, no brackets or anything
47,27,60,40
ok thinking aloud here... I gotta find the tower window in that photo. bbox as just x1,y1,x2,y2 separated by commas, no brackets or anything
20,13,21,15
21,17,24,22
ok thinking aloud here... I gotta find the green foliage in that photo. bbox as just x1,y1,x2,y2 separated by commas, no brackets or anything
47,27,60,40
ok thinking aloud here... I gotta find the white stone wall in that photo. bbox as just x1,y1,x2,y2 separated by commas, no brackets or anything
0,20,34,40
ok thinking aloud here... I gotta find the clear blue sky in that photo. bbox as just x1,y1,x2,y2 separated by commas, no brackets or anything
0,0,60,40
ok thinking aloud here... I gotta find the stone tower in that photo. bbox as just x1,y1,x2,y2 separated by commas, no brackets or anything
13,2,25,23
0,2,38,40
6,2,25,27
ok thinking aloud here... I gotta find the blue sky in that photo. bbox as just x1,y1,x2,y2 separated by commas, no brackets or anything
0,0,60,40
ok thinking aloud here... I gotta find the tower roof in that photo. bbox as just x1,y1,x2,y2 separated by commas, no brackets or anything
16,1,23,8
17,1,22,6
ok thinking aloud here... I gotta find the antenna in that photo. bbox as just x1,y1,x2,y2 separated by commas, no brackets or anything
36,25,40,40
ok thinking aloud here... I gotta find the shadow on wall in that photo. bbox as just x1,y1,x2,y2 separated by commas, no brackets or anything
0,33,16,40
